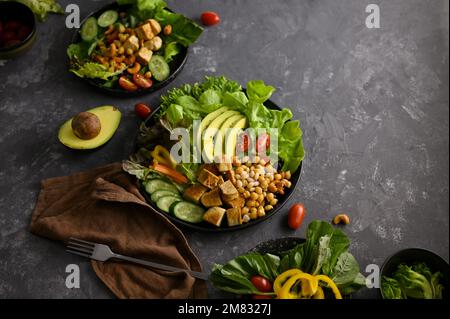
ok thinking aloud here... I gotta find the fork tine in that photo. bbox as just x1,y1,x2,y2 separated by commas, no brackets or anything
68,237,95,247
66,245,93,255
67,240,95,251
66,249,91,259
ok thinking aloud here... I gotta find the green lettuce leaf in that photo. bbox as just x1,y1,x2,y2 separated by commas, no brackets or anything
155,9,203,47
246,80,275,103
163,42,180,63
69,62,124,80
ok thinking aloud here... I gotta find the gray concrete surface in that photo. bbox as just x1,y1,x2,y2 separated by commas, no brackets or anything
0,0,448,299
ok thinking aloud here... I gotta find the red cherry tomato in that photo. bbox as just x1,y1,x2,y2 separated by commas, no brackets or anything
118,76,138,92
251,275,273,293
256,133,270,153
252,294,273,299
288,203,306,230
236,134,249,152
135,103,152,120
5,20,21,31
201,11,220,26
133,73,153,89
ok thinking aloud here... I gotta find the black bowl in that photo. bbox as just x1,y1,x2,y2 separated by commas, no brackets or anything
69,2,188,97
380,248,449,299
0,1,37,59
139,97,303,232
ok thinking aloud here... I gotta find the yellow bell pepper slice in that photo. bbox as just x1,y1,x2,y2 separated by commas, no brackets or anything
273,269,303,295
150,145,176,169
278,273,318,299
313,286,325,299
315,275,343,299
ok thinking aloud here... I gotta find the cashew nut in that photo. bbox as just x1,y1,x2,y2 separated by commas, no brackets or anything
127,62,141,74
333,214,350,225
109,43,117,57
104,24,114,35
113,55,125,63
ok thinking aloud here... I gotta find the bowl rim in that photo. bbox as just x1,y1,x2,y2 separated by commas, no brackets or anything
379,247,449,299
0,1,37,52
137,96,303,232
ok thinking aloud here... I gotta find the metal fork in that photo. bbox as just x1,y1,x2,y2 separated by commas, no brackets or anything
66,238,209,280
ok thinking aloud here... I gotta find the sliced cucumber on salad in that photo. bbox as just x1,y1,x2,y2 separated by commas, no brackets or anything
144,179,179,194
148,55,170,82
98,10,118,28
151,190,181,203
171,201,205,224
81,17,98,42
156,196,181,213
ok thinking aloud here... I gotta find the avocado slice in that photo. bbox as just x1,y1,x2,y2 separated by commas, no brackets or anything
225,117,248,157
58,106,121,150
203,110,241,162
213,114,246,159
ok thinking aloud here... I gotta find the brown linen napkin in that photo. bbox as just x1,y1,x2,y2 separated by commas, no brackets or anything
30,163,207,299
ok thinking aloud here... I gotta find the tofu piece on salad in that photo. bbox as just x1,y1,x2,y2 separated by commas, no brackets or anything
219,180,239,201
183,184,208,204
226,208,242,226
136,47,153,65
147,19,162,35
123,35,139,52
197,168,220,189
224,195,245,209
135,22,154,41
200,188,223,207
203,207,226,227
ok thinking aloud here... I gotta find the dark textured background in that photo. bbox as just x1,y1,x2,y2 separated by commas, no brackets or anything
0,0,448,298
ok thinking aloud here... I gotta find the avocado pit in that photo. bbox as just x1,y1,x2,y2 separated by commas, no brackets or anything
71,112,101,140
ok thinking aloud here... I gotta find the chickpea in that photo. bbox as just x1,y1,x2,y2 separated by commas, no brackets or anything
255,187,263,194
144,71,152,79
249,171,255,178
254,156,260,163
259,158,267,166
265,205,274,211
242,207,250,215
250,192,259,201
163,24,172,35
118,24,126,33
267,193,275,201
243,191,251,199
274,173,282,180
285,171,292,179
236,166,244,175
268,184,277,193
258,194,265,202
247,200,256,207
285,180,292,188
257,206,266,217
261,181,269,189
250,209,258,219
235,174,241,180
236,180,243,188
126,48,134,56
258,176,265,184
242,214,250,223
118,46,125,55
249,187,256,192
238,187,245,194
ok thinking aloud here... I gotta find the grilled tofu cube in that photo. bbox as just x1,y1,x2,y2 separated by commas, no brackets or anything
203,207,226,227
217,175,225,186
200,163,219,176
183,184,208,204
226,208,242,226
224,195,245,209
147,19,162,35
136,47,153,65
123,35,139,52
217,162,232,172
200,188,223,207
219,180,238,198
135,23,154,41
197,168,220,189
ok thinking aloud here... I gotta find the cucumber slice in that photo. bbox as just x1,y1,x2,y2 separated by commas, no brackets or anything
98,10,118,28
148,55,170,82
81,17,98,42
144,179,179,194
156,196,181,213
172,201,205,224
151,190,181,203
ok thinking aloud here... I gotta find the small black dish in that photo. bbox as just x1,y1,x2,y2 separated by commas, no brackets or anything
138,97,303,232
380,248,449,299
69,2,188,97
0,1,37,59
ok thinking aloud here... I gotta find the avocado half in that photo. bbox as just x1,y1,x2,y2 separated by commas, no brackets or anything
58,106,121,150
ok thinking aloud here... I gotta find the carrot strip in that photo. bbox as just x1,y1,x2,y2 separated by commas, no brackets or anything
153,163,189,185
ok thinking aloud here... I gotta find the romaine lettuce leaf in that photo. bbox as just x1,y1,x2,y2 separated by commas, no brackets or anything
69,62,124,80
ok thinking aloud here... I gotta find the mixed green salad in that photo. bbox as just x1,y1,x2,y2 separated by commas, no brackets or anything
124,76,305,228
382,263,445,299
67,0,202,91
210,220,366,298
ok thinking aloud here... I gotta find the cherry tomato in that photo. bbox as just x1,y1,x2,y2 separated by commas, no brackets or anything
1,31,18,43
118,76,138,92
135,103,152,120
256,133,270,153
5,20,21,31
252,294,273,299
133,73,153,89
236,133,249,153
201,11,220,26
288,203,306,230
251,275,273,293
